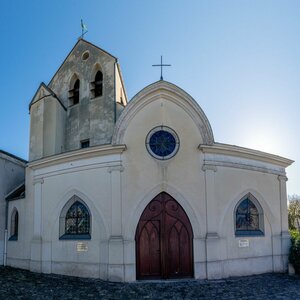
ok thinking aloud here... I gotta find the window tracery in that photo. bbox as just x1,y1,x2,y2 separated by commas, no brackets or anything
59,196,91,240
235,194,264,236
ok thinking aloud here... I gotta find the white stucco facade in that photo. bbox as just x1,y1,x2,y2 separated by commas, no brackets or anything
4,40,293,282
0,151,26,266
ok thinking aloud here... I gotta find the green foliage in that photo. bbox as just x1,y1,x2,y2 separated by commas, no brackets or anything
288,195,300,230
290,230,300,240
289,230,300,274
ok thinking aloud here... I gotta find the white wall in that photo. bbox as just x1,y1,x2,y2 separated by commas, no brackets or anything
0,153,26,265
6,83,290,281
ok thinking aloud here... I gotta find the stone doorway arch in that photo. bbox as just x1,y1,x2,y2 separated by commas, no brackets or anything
135,192,194,279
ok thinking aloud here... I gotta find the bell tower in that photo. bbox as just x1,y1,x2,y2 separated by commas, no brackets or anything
29,39,127,161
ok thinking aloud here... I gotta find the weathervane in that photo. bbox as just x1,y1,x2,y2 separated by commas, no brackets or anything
80,19,88,39
152,56,171,80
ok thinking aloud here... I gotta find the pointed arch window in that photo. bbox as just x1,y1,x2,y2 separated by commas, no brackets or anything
9,209,19,241
69,78,80,105
65,201,90,234
235,194,264,236
91,71,103,98
59,196,91,240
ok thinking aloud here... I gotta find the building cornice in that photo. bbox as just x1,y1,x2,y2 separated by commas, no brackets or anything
199,143,294,168
0,150,27,167
28,144,126,170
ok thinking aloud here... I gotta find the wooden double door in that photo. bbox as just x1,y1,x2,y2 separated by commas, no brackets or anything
135,192,194,280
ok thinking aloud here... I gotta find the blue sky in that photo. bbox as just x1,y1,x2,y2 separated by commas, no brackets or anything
0,0,299,195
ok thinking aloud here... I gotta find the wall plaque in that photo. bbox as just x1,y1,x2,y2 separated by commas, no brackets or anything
77,242,88,252
238,239,249,248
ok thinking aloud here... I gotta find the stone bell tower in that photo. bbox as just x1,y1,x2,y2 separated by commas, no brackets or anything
29,39,127,161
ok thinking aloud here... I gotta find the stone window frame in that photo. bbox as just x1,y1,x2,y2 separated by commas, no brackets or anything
9,208,19,241
80,139,90,149
68,74,80,106
90,64,104,99
59,195,91,240
145,126,180,160
234,193,264,237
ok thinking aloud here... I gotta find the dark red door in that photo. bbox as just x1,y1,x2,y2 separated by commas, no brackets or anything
135,192,194,279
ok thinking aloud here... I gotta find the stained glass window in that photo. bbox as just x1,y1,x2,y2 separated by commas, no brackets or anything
235,197,263,236
146,126,179,160
65,201,90,235
149,131,176,157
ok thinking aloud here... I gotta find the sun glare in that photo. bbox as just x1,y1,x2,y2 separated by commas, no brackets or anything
243,131,282,156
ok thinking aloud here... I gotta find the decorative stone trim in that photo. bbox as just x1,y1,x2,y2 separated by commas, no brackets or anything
206,232,220,239
109,235,124,241
278,175,288,182
203,160,285,176
28,145,126,170
202,164,217,172
199,143,293,168
33,178,44,185
107,166,124,173
112,81,214,145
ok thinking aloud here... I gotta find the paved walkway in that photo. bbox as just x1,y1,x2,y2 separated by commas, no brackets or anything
0,267,299,299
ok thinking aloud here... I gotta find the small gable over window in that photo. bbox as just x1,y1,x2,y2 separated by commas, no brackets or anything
9,209,19,241
60,196,91,240
235,193,264,236
91,71,103,98
69,77,80,105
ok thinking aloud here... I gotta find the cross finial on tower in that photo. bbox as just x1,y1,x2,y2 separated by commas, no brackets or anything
152,56,171,80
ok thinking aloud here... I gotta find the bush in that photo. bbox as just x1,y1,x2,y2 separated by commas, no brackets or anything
289,230,300,274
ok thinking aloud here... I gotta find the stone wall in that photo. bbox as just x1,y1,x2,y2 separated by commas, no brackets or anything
29,40,127,161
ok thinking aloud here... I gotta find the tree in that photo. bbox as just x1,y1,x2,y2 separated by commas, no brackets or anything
288,195,300,231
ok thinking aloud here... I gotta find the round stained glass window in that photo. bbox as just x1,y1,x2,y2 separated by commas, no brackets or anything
146,126,179,160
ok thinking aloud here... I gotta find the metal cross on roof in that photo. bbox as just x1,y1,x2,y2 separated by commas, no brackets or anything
152,56,171,80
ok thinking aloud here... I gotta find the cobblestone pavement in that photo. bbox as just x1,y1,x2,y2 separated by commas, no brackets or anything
0,267,299,300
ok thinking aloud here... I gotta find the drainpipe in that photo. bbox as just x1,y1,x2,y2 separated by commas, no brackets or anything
3,198,8,266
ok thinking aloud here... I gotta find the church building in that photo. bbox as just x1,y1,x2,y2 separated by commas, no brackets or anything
2,39,293,282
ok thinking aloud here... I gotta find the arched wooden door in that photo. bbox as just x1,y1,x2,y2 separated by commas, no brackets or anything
135,192,194,280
